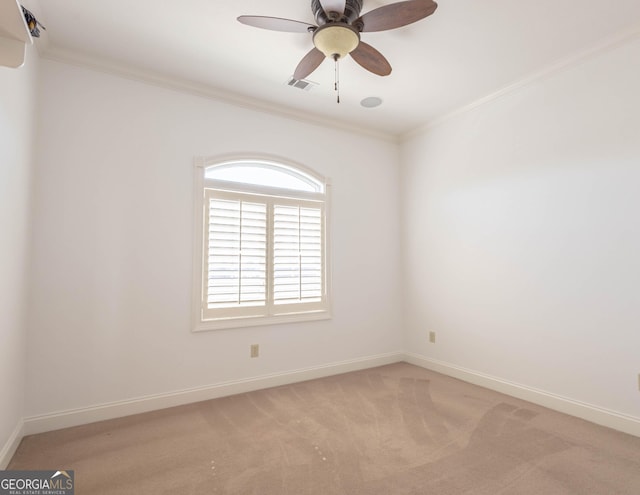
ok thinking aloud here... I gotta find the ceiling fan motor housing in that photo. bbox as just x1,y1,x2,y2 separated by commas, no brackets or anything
312,0,364,25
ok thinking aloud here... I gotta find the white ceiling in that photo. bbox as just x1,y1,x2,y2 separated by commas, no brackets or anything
32,0,640,138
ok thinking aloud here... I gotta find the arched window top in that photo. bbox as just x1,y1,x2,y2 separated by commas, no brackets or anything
205,159,325,194
194,155,331,331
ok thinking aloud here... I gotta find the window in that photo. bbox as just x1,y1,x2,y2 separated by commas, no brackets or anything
193,156,331,331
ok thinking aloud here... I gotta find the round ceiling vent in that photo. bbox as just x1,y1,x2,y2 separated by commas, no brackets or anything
360,96,383,108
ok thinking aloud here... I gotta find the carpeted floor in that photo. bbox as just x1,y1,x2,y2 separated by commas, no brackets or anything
9,363,640,494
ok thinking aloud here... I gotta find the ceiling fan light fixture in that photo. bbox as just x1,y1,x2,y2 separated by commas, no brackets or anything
312,24,360,59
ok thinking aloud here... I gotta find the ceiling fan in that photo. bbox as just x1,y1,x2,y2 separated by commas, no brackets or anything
238,0,438,90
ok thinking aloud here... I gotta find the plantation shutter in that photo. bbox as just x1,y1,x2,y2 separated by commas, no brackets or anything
273,203,324,310
203,190,267,319
201,187,327,324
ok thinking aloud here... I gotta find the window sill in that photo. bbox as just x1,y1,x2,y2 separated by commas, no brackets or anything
192,310,331,332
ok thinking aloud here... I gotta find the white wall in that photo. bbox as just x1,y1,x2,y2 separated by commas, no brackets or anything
0,47,38,460
402,38,640,419
26,59,402,417
23,34,640,433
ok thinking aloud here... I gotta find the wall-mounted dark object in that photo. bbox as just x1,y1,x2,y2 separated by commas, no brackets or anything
22,5,45,37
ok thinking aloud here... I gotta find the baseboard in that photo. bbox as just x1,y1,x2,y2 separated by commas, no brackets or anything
24,351,404,435
20,351,639,440
404,353,640,438
0,420,24,469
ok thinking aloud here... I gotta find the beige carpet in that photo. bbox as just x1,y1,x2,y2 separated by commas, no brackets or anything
10,363,640,494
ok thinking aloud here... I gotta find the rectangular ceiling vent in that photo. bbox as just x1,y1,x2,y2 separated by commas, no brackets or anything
286,77,318,91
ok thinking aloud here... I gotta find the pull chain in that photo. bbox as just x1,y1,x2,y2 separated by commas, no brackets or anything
333,54,340,104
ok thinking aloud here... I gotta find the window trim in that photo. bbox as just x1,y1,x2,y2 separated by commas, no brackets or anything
192,154,332,332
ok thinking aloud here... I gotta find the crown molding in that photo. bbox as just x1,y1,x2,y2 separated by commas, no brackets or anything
401,22,640,142
35,19,640,146
40,46,398,144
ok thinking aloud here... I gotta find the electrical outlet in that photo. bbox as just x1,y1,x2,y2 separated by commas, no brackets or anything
429,331,436,344
250,344,259,358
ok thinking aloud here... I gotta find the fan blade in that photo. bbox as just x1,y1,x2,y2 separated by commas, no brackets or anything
357,0,437,32
350,41,392,76
319,0,346,15
237,15,316,33
294,48,326,79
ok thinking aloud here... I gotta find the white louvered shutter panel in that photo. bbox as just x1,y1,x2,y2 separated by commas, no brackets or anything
204,191,267,318
273,203,324,310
